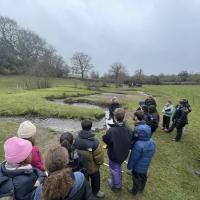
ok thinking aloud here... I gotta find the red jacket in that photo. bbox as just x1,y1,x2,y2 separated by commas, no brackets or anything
31,146,45,171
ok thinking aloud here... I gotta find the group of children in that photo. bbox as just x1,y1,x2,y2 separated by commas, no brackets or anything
0,95,192,200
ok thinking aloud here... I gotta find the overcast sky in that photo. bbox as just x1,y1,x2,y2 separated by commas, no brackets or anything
0,0,200,75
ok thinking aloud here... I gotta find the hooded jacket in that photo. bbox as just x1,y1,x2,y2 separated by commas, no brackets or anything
127,124,156,173
73,130,104,175
172,105,190,127
102,122,132,164
0,162,46,200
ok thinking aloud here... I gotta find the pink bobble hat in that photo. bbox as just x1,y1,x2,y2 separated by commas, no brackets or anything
4,136,32,164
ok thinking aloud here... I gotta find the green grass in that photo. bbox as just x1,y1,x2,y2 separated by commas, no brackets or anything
0,77,200,200
0,76,104,119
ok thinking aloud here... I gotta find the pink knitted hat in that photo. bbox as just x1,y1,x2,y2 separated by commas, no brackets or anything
4,137,32,164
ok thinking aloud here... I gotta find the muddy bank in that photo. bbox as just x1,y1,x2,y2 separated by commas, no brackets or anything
0,116,107,134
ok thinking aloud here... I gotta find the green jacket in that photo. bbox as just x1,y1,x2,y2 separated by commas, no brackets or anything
77,144,104,175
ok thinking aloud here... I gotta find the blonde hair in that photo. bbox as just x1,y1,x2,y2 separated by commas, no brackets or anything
112,97,119,103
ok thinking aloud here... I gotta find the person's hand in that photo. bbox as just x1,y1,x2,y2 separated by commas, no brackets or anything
34,180,40,187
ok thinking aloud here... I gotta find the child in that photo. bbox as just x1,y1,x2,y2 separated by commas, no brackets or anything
166,99,191,141
147,105,160,134
17,120,45,171
0,137,46,199
127,111,156,195
162,100,174,130
74,120,105,198
39,145,94,200
145,96,157,107
60,132,85,173
108,97,120,120
102,108,132,191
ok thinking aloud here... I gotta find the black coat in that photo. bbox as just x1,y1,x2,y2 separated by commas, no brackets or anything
146,112,160,134
172,106,189,128
108,103,120,119
0,162,46,200
102,122,132,164
74,130,99,152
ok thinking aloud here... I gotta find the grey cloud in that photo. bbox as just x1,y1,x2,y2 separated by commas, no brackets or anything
0,0,200,75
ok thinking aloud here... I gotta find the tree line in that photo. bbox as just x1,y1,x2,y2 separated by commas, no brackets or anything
0,16,199,85
0,16,69,77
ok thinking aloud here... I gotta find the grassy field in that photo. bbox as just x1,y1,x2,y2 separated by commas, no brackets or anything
0,76,200,200
0,76,104,119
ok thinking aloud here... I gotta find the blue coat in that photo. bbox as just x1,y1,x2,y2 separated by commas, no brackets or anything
127,123,156,173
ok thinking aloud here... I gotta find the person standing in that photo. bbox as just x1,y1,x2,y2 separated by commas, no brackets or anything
127,111,156,195
103,108,132,191
162,100,174,130
74,119,105,198
166,99,191,141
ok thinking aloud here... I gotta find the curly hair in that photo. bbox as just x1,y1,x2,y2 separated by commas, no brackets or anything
43,145,73,200
42,168,73,200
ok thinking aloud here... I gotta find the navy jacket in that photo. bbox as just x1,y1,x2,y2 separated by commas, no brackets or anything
172,106,190,128
108,103,120,119
127,123,156,173
74,130,99,152
103,122,132,164
0,162,46,200
147,112,160,134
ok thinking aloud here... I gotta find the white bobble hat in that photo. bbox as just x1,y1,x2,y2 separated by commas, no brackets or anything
17,120,36,139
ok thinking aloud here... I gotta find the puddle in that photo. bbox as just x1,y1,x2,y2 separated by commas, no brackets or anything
0,116,107,134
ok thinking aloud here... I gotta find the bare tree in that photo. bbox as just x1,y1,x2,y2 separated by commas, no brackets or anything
71,52,93,79
0,16,19,73
109,62,127,86
134,68,144,84
178,70,189,82
90,70,99,79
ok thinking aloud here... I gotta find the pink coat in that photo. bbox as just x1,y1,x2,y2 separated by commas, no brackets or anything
31,146,45,171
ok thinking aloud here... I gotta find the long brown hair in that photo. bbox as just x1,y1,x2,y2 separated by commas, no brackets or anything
42,145,73,200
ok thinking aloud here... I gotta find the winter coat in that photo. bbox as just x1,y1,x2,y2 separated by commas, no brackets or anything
0,162,46,200
147,112,160,133
172,106,190,128
68,150,86,174
68,172,94,200
131,121,149,144
102,122,132,164
31,146,45,171
162,104,174,117
33,172,94,200
128,124,156,174
108,103,120,119
74,130,104,175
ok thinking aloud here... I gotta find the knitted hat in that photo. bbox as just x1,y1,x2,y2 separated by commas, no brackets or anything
17,120,36,139
4,137,32,164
